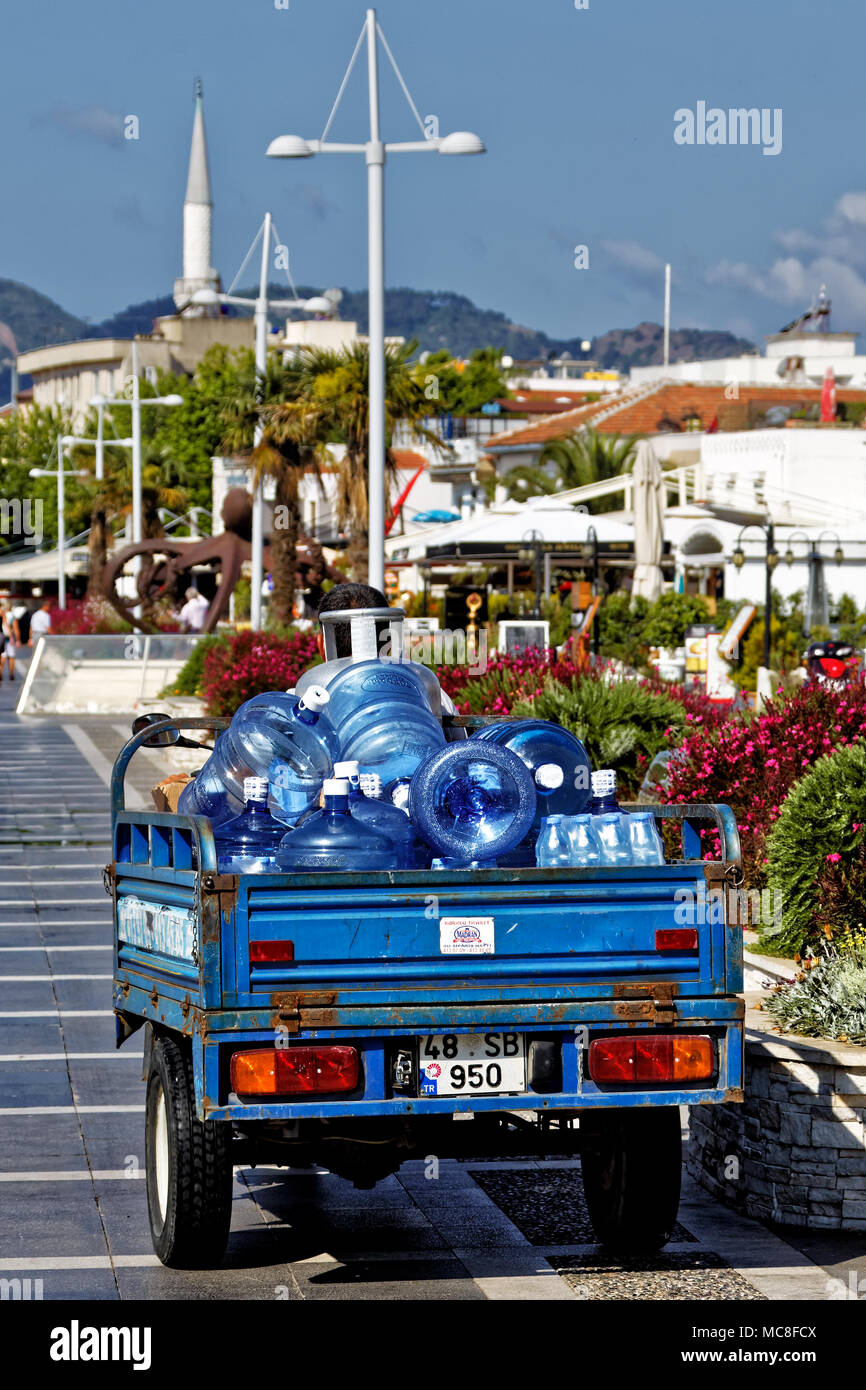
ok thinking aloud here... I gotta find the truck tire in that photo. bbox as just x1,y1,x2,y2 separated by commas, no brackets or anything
145,1032,232,1268
580,1107,682,1254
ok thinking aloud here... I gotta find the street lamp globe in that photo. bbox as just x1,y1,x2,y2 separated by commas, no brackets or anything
160,395,184,407
732,545,745,569
437,131,485,155
190,288,221,308
300,296,333,314
266,135,315,159
766,549,780,571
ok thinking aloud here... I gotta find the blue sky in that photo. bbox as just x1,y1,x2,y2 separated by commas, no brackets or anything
3,0,865,345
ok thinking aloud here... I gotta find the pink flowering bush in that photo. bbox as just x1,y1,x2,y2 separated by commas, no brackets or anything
201,629,321,716
664,683,866,889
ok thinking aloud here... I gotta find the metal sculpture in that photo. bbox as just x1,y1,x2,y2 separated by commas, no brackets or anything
99,488,342,632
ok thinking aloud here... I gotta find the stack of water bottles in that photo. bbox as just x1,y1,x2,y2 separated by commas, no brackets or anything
175,605,666,875
535,769,665,869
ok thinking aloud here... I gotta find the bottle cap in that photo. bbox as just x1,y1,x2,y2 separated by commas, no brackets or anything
359,773,382,799
298,684,330,714
542,814,564,824
390,781,411,812
535,763,564,790
350,614,379,661
243,776,269,803
323,778,349,797
334,760,360,780
591,769,617,797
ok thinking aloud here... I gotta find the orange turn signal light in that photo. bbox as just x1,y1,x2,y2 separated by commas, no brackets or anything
230,1046,359,1098
588,1034,714,1084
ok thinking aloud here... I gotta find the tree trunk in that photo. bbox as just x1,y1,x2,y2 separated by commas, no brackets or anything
269,466,298,629
87,507,109,599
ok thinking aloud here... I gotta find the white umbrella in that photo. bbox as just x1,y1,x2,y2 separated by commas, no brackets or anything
630,439,666,602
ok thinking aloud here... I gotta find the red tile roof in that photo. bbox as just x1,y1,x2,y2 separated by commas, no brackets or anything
484,381,866,449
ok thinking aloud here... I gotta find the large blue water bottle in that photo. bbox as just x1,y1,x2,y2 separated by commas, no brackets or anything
276,778,396,873
300,760,418,868
178,685,337,827
473,719,592,863
324,659,445,785
214,777,286,874
409,742,536,865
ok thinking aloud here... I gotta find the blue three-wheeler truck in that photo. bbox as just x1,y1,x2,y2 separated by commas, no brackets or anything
108,714,744,1268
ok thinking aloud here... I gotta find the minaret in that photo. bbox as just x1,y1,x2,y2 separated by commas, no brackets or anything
173,79,220,314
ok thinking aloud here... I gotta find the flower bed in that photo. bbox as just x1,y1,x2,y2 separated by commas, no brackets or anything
201,628,321,716
663,683,866,889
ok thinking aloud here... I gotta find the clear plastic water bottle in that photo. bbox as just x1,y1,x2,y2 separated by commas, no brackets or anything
628,811,665,866
409,742,536,865
594,812,632,866
473,720,592,865
324,659,446,785
536,815,572,867
276,778,396,873
564,813,603,867
178,685,338,827
214,777,286,874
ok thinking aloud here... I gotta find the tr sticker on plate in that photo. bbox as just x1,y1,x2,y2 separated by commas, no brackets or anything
439,915,494,955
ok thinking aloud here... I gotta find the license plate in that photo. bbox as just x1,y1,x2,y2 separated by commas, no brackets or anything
419,1032,526,1096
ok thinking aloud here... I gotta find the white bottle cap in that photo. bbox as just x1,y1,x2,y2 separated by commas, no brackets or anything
359,772,382,799
298,684,330,714
535,763,564,790
591,769,617,797
334,760,360,780
243,776,269,802
390,781,411,812
323,778,349,797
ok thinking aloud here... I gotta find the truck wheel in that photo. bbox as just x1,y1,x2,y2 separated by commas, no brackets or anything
145,1033,232,1268
580,1107,682,1254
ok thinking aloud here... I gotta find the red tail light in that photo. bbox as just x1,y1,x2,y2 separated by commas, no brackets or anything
230,1046,359,1097
249,940,294,963
588,1034,713,1084
655,928,698,951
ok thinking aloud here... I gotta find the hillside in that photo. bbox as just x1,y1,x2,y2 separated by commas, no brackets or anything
0,279,756,405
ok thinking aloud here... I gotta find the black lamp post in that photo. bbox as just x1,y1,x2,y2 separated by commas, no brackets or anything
732,521,779,671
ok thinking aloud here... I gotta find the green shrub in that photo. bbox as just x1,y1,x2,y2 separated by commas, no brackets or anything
513,673,689,794
640,592,711,650
160,632,231,698
763,928,866,1044
762,740,866,956
598,591,650,666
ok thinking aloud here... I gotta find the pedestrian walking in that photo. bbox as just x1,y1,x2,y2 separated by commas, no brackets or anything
0,604,16,682
28,598,53,646
178,587,210,633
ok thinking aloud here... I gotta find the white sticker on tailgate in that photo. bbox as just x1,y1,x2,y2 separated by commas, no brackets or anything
439,915,494,955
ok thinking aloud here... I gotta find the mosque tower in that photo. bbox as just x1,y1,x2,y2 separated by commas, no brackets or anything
173,79,220,315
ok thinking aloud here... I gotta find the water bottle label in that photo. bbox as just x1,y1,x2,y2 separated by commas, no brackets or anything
439,915,495,955
294,854,346,867
361,671,417,692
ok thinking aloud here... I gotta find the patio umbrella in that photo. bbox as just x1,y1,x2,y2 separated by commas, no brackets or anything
630,439,666,602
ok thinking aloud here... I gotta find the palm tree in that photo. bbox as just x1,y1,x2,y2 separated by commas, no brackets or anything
284,340,442,579
222,357,325,628
504,427,642,511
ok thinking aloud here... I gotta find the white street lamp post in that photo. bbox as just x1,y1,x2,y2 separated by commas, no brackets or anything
266,6,484,591
29,447,88,610
190,218,330,630
98,345,183,601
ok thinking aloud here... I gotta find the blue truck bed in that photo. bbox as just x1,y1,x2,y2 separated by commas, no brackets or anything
108,716,744,1265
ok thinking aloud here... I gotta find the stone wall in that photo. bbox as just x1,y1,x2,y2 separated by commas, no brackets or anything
686,1031,866,1231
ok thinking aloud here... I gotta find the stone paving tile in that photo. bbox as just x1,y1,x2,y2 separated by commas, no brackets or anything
470,1167,697,1246
549,1250,768,1301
